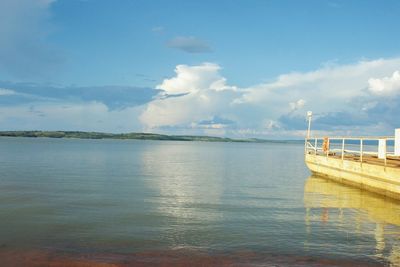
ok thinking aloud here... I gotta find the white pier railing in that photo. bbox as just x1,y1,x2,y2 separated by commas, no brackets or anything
305,136,398,167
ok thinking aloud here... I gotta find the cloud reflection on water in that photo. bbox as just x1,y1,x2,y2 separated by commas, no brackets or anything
139,141,226,249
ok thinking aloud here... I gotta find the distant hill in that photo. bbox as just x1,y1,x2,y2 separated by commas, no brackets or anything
0,131,303,144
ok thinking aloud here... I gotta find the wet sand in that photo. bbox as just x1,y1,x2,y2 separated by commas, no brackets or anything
0,248,385,267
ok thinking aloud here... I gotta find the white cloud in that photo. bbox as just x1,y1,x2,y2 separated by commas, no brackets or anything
265,120,281,130
0,88,16,96
235,58,400,118
368,70,400,96
140,88,240,129
289,99,306,112
141,63,241,130
141,58,400,138
2,58,400,138
156,63,236,95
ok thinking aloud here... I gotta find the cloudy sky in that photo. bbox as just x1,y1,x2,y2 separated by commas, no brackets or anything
1,0,400,138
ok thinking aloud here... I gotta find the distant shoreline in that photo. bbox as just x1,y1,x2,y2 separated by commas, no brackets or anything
0,131,302,144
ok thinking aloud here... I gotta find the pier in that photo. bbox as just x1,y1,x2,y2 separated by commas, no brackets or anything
304,111,400,199
305,134,400,199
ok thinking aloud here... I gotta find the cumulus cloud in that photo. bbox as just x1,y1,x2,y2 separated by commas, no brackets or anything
140,63,241,132
237,58,400,110
141,58,400,138
368,70,400,96
289,99,306,112
167,36,212,53
232,58,400,134
2,58,400,138
140,87,240,130
156,63,235,95
0,0,61,78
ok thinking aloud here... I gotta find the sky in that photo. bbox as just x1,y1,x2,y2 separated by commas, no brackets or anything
0,0,400,138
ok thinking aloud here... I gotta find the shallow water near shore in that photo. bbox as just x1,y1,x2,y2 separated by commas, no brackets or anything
1,137,399,266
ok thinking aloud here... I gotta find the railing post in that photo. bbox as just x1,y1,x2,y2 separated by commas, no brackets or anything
326,138,329,158
384,138,387,169
395,129,400,156
314,138,317,155
360,139,363,165
341,138,345,161
378,139,386,159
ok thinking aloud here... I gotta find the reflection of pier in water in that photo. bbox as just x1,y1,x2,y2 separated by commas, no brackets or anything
304,175,400,265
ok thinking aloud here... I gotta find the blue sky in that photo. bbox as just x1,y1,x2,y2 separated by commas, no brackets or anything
0,0,400,138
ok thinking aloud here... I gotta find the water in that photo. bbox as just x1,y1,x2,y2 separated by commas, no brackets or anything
0,137,399,266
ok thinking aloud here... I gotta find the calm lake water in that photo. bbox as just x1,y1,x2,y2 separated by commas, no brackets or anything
1,137,400,266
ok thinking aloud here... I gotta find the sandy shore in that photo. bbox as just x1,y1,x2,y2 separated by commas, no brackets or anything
0,248,385,267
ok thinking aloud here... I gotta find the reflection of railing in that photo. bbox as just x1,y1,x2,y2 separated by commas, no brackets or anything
305,136,397,167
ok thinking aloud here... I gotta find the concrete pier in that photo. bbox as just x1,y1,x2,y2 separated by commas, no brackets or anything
305,153,400,200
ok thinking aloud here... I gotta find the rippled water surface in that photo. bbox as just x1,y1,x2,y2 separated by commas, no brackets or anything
1,137,400,266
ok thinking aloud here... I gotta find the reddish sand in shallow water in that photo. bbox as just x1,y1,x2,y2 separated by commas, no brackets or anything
0,248,385,267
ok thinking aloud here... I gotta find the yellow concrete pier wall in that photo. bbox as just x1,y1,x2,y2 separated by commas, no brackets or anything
305,154,400,200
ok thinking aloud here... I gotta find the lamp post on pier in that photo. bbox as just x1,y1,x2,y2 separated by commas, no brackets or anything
304,111,313,155
307,111,313,139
